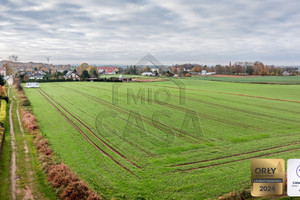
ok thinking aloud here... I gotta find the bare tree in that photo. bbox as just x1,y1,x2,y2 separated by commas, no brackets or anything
8,54,19,76
9,55,18,62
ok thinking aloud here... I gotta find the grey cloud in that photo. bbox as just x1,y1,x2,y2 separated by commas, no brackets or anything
0,0,300,65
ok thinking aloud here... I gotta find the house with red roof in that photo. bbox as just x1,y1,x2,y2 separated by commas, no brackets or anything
97,66,118,75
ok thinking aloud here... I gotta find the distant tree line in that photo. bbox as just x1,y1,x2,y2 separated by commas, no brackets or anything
173,62,298,76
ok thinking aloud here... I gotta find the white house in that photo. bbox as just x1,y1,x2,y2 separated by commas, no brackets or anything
282,71,292,76
64,71,80,80
141,72,154,76
201,70,216,76
26,82,39,88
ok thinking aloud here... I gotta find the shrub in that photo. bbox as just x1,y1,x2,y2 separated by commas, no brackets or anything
21,99,31,106
47,164,102,200
60,180,90,200
0,100,7,125
47,164,79,188
21,109,39,132
35,137,52,156
1,86,6,96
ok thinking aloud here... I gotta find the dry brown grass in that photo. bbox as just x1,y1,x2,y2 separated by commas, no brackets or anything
60,180,90,200
47,164,79,188
21,109,39,132
34,136,52,156
217,189,251,200
47,164,102,200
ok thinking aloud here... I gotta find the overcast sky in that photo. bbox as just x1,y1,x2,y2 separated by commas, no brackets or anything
1,0,300,65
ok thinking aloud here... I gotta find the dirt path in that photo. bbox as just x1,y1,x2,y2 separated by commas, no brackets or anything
8,83,35,200
8,88,17,200
13,94,34,200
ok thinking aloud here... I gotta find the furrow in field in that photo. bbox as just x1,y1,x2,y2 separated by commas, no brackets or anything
74,84,261,141
154,82,300,116
169,93,300,125
170,142,299,167
139,94,265,132
81,84,267,132
36,89,141,178
57,88,174,150
175,146,300,172
59,96,156,158
148,84,300,104
39,89,142,170
85,85,211,141
58,84,203,144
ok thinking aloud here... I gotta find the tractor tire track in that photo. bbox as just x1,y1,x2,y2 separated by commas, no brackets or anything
170,93,300,125
66,104,156,157
63,85,202,144
80,84,265,134
148,84,300,104
63,96,160,156
175,146,300,172
59,85,202,144
58,98,155,159
170,142,299,167
39,89,142,169
40,89,141,169
59,90,169,153
57,85,177,145
37,89,140,178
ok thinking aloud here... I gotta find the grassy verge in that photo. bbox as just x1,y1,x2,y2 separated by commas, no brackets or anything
10,86,57,199
0,96,12,199
15,83,101,200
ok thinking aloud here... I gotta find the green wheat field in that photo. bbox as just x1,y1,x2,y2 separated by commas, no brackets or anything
24,78,300,199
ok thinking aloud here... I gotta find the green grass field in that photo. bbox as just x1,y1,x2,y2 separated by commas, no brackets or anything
192,75,300,84
24,78,300,199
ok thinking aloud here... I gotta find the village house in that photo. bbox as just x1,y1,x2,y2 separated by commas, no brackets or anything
141,72,154,76
97,66,118,74
0,66,6,77
64,71,80,80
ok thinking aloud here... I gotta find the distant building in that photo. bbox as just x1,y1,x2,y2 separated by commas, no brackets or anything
282,71,292,76
0,67,6,77
206,72,216,75
201,70,216,76
141,72,154,76
97,66,118,74
26,82,39,88
35,74,44,80
64,71,80,80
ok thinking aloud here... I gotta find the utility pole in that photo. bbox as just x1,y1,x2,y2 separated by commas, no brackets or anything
46,56,51,65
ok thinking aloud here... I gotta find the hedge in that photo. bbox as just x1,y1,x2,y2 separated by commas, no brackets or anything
0,99,5,157
0,100,6,126
21,79,77,83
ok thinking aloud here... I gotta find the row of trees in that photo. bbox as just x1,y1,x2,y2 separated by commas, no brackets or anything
212,63,284,76
180,62,299,76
